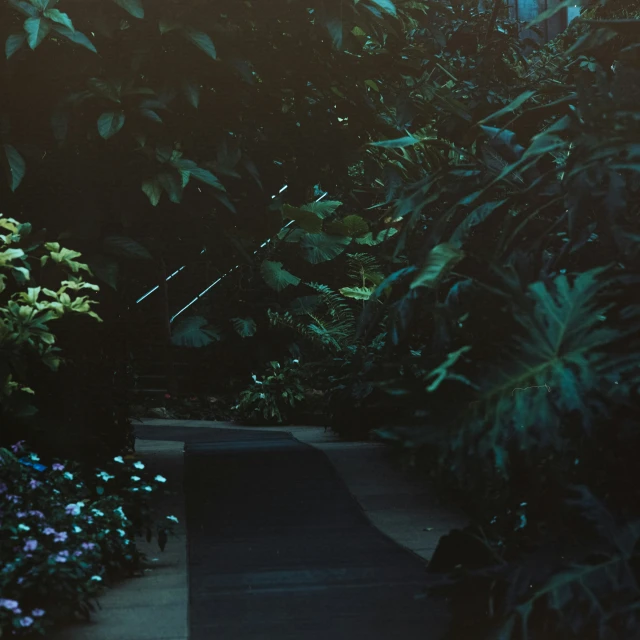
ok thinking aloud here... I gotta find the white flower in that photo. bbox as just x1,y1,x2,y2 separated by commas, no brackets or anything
97,471,114,482
63,472,73,480
131,476,141,482
18,524,30,531
90,576,102,582
73,525,82,533
166,515,179,523
133,461,144,470
154,475,166,483
143,486,152,492
91,509,104,517
113,456,124,464
117,529,126,537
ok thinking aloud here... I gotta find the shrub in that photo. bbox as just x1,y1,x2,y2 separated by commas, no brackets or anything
234,359,306,424
0,442,177,637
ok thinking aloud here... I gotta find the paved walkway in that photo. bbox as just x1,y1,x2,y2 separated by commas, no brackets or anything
56,421,467,639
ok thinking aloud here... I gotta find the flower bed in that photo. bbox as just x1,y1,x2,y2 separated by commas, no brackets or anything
0,442,177,637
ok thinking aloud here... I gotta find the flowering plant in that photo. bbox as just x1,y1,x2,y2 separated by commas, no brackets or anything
0,442,178,637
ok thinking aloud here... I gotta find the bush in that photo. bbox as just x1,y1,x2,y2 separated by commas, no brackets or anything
234,359,306,425
0,441,177,637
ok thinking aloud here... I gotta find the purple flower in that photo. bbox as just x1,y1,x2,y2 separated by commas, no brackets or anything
29,510,44,519
11,440,26,453
17,577,24,585
31,609,45,618
65,503,83,516
52,463,65,471
19,616,34,627
73,550,83,557
0,599,20,611
53,531,68,543
23,539,38,552
16,511,27,519
0,482,7,494
7,495,20,503
81,542,96,550
43,527,56,536
29,479,40,489
54,551,69,563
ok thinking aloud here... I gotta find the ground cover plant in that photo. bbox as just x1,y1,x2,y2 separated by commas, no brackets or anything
0,441,176,638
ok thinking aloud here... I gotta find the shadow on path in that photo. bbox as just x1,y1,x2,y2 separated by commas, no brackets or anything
135,424,449,640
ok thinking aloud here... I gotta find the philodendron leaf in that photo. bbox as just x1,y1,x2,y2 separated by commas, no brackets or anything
260,260,301,292
339,286,374,300
142,179,162,206
24,17,51,50
183,29,216,59
103,236,153,261
341,215,369,237
171,316,221,348
6,33,26,59
97,111,125,139
113,0,144,19
301,200,342,218
410,243,465,290
301,233,351,264
231,317,257,338
3,144,26,191
283,204,323,233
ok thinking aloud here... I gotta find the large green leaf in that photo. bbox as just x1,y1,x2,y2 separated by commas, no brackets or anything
260,260,301,292
301,233,351,264
52,25,97,52
157,172,183,203
97,111,125,139
171,316,220,348
301,200,342,218
479,91,537,125
5,33,26,59
24,17,51,50
183,29,217,59
186,166,225,191
3,144,26,191
43,8,74,31
282,204,323,233
103,236,153,261
86,254,119,289
182,80,200,108
231,317,257,338
341,215,369,237
410,243,465,290
369,0,397,17
142,179,162,206
113,0,144,19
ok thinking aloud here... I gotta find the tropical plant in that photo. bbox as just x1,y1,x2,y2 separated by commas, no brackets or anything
234,359,306,424
0,214,100,424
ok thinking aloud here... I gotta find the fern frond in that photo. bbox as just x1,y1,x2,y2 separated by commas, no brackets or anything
346,253,384,288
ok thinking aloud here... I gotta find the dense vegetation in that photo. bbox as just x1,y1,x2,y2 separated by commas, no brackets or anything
2,0,640,637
